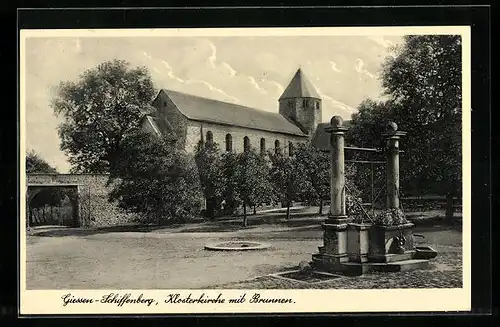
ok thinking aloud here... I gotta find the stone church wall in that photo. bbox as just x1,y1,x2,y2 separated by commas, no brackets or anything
27,174,137,228
152,90,189,147
184,120,308,154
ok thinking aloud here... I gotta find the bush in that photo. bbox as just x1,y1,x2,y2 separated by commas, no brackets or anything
108,131,204,225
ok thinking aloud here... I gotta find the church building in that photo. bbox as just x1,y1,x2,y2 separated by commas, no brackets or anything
141,68,333,154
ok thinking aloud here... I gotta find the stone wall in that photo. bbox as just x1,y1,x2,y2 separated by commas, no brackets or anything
184,120,308,154
27,174,137,228
279,97,322,136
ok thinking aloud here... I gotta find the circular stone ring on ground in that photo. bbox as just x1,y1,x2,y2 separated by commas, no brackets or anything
204,241,272,251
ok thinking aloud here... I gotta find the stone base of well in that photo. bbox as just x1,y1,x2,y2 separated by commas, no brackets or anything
310,222,437,276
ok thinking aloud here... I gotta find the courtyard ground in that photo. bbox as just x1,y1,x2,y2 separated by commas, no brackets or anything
25,209,462,290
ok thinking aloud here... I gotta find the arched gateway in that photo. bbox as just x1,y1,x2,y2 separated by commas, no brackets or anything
26,174,135,228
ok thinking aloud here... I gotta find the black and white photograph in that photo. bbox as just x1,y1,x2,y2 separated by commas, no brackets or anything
20,26,471,314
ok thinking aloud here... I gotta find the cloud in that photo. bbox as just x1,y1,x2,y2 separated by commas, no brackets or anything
355,58,376,79
208,41,217,68
144,51,240,103
248,76,268,94
222,62,237,77
316,86,357,117
368,36,394,49
264,79,284,95
188,79,240,103
329,61,341,73
74,39,82,53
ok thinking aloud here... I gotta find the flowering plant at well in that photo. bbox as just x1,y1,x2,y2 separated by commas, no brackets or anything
374,208,408,226
346,194,366,224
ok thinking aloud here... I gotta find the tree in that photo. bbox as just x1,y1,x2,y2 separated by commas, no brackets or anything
52,59,156,173
268,148,311,220
108,130,203,225
194,140,226,219
294,142,330,214
348,35,462,221
26,150,57,173
220,151,241,215
234,148,274,227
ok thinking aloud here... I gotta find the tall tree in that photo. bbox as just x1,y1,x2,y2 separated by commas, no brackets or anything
348,35,462,221
234,148,273,227
26,150,57,173
108,130,203,225
268,149,311,220
220,151,241,215
51,59,156,173
194,140,226,219
294,142,330,214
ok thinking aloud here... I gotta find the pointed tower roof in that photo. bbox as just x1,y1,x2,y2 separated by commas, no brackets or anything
279,68,321,100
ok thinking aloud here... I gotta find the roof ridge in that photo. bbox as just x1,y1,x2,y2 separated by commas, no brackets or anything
161,89,284,117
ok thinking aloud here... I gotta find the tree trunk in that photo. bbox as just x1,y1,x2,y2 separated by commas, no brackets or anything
286,201,291,220
243,203,248,227
207,198,215,220
445,193,454,223
253,205,256,215
319,199,323,215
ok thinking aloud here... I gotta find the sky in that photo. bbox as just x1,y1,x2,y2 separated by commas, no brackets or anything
24,34,403,173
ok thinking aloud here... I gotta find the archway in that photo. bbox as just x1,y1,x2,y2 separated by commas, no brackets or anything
27,185,79,228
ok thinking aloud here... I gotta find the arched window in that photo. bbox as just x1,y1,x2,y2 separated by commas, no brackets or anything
303,99,307,107
288,142,294,156
225,134,232,152
206,131,213,145
260,138,266,155
243,136,250,152
274,140,281,154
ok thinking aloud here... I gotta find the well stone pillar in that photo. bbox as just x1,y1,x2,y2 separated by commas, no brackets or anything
314,116,351,268
383,122,406,210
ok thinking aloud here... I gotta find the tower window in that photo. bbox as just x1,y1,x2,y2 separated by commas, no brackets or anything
243,136,250,152
225,133,232,152
260,138,266,154
315,102,320,110
287,101,293,108
288,142,294,156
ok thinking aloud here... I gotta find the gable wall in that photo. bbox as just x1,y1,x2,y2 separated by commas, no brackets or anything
152,90,189,147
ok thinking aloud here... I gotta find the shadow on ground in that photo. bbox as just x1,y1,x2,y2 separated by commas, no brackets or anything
28,209,461,238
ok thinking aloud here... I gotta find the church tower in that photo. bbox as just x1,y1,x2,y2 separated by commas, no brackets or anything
279,68,322,136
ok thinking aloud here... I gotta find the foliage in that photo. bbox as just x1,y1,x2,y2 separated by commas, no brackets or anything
51,59,156,173
234,148,274,226
294,142,329,210
347,35,462,206
108,130,203,225
345,163,367,223
26,151,65,211
26,150,57,174
268,148,311,219
220,151,241,215
381,35,462,197
373,208,408,226
194,140,227,218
